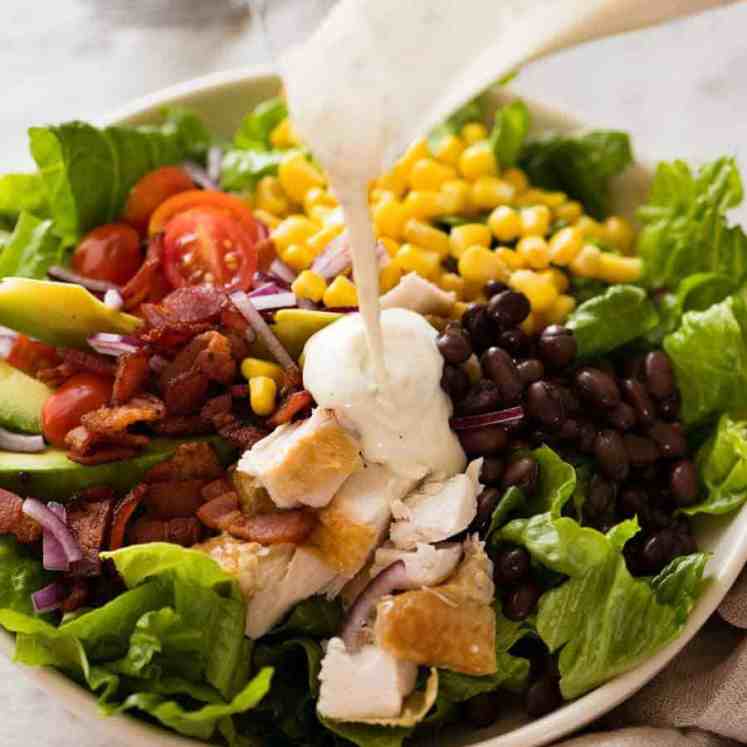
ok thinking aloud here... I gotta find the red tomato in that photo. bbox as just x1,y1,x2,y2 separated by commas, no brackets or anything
6,335,59,377
72,224,142,285
162,207,258,291
123,166,195,235
42,373,113,449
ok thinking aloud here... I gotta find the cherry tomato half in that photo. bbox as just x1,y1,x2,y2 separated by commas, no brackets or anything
123,166,195,235
72,224,143,285
162,207,258,291
42,373,113,448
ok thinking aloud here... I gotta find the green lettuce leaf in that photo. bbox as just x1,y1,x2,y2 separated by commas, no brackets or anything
486,486,525,541
529,445,576,517
270,596,343,638
519,130,633,219
234,97,288,151
567,284,660,358
220,149,290,192
321,718,412,747
649,554,709,624
0,536,51,616
0,211,63,280
489,100,530,168
0,173,49,223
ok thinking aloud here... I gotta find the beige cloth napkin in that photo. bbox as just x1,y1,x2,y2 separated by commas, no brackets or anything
556,570,747,746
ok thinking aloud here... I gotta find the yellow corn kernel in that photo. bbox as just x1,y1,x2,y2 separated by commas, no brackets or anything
402,190,444,220
458,141,498,180
269,118,300,148
502,167,529,193
554,200,583,224
461,122,489,144
403,219,450,258
379,262,403,293
308,205,335,225
249,376,277,417
520,205,552,237
372,196,407,241
544,294,576,325
576,215,605,240
241,357,284,385
409,158,457,191
509,269,558,313
395,243,441,280
307,224,344,255
378,237,400,258
470,176,516,211
603,216,636,254
520,311,538,336
597,253,643,284
449,223,492,259
496,247,524,270
569,244,603,278
252,209,281,230
460,280,484,302
396,137,430,180
516,236,550,270
432,133,465,166
548,226,584,266
278,151,326,203
540,267,570,293
488,205,521,242
538,190,567,208
323,275,358,308
438,272,465,298
291,270,327,302
255,176,290,217
282,243,315,272
271,215,317,252
450,301,469,320
439,179,471,214
375,168,408,199
369,188,395,205
458,245,509,286
303,186,337,214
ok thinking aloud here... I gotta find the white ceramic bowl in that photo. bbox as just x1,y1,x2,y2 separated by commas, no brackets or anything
2,67,746,747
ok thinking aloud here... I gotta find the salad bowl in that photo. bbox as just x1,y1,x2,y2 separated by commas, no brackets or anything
2,66,746,747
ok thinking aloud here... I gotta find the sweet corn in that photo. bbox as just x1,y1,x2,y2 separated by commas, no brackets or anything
323,275,358,308
379,262,403,293
449,223,491,259
576,215,605,240
544,294,576,325
470,176,516,211
432,133,465,166
548,226,584,266
514,188,547,207
439,179,470,214
502,167,529,193
241,357,284,385
597,253,643,283
554,200,583,224
519,205,552,237
438,272,465,298
291,270,327,302
403,219,450,258
458,245,509,286
377,237,399,259
309,205,337,225
540,267,570,293
373,196,407,240
395,243,441,280
396,137,430,181
461,122,488,144
603,216,635,254
252,209,281,229
272,215,318,252
303,186,337,213
538,190,567,208
516,236,550,270
370,188,395,205
278,151,326,204
270,118,299,149
488,205,521,242
403,190,444,220
409,158,457,191
458,141,498,180
450,301,469,320
282,243,316,272
307,224,343,255
510,269,558,313
249,376,277,417
461,280,486,302
376,168,408,199
255,176,290,217
496,247,524,270
569,244,602,278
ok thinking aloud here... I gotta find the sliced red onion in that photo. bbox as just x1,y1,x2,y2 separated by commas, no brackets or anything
149,354,169,373
48,266,119,294
297,298,318,310
103,288,123,310
183,161,219,191
450,406,525,431
207,146,223,184
342,560,409,651
249,281,288,298
31,582,66,614
43,503,69,572
269,259,297,285
0,427,45,453
23,498,82,565
253,271,290,291
250,292,297,311
88,333,141,357
311,232,351,280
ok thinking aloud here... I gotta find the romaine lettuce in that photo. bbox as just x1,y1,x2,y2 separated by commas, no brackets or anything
0,212,63,280
489,100,530,168
0,536,51,616
0,173,48,223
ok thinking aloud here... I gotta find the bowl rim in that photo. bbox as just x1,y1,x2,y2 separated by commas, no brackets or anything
3,65,746,747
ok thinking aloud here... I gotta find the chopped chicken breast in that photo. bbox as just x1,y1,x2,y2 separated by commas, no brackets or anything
372,542,462,589
389,459,482,549
380,272,456,317
238,408,361,509
318,637,417,721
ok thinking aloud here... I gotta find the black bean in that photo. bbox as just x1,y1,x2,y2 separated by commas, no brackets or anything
464,692,502,729
459,380,502,415
594,359,617,378
459,426,508,456
670,460,699,506
623,434,660,467
472,487,501,534
558,418,580,442
658,392,680,421
537,325,577,369
557,385,581,416
437,329,472,364
526,381,565,429
586,474,617,517
498,327,531,357
578,420,597,454
607,402,636,431
517,358,545,385
480,456,504,486
648,421,687,459
502,457,539,495
440,364,470,401
645,351,675,400
462,303,495,351
484,280,509,299
504,581,542,621
594,429,630,481
481,347,523,403
621,378,656,427
510,438,532,453
487,290,531,330
575,367,620,409
619,487,648,519
642,529,676,573
493,546,531,586
525,674,563,718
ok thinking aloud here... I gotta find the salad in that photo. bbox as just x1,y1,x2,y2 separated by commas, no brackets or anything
0,90,744,747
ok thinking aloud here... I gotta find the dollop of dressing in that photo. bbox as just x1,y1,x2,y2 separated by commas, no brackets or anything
303,308,465,480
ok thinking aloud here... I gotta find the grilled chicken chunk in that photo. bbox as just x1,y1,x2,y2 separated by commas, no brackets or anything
371,542,462,589
380,272,456,316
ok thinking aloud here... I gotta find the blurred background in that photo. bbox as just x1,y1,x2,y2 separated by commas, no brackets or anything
1,1,747,745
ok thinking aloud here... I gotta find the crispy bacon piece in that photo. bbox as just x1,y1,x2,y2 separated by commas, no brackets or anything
65,425,97,454
81,394,166,436
228,509,316,545
140,321,213,351
152,415,213,436
220,306,251,333
61,580,89,614
215,421,268,450
145,479,207,519
38,349,116,388
122,235,166,311
200,393,233,423
110,484,148,550
145,442,223,483
67,498,113,576
68,446,139,465
0,488,41,544
64,426,148,457
76,486,116,503
37,362,78,388
230,384,250,399
6,335,60,377
128,516,202,547
112,350,150,405
201,478,234,501
267,390,313,427
197,492,241,530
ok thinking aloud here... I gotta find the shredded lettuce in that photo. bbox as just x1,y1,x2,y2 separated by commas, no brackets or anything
0,536,51,616
0,173,49,223
0,211,63,280
234,97,288,151
488,100,530,168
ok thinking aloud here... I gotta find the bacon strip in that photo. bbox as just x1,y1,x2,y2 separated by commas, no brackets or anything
112,350,150,405
67,498,113,576
267,390,313,427
145,479,207,519
110,484,148,550
122,235,165,311
145,442,223,483
80,394,166,436
152,415,213,436
128,516,202,547
0,488,41,544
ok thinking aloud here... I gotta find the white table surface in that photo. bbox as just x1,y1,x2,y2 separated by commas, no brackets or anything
2,2,747,745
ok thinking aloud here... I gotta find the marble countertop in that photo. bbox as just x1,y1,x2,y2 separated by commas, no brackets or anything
2,2,747,745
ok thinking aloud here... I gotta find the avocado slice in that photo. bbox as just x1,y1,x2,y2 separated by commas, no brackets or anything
248,308,344,359
0,360,52,434
0,436,237,500
0,278,142,348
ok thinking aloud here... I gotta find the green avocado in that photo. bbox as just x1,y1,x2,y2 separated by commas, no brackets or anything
0,436,237,500
0,278,142,348
0,360,52,434
248,308,344,359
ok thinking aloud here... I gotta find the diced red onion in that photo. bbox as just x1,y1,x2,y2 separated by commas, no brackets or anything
207,146,223,184
450,406,525,431
253,271,289,291
0,427,45,453
183,161,219,191
103,288,123,310
269,258,297,285
87,333,141,357
149,354,169,374
23,498,82,565
48,266,119,294
31,582,66,614
43,503,69,572
249,282,288,298
342,560,409,651
250,292,297,311
311,232,351,280
297,298,318,310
